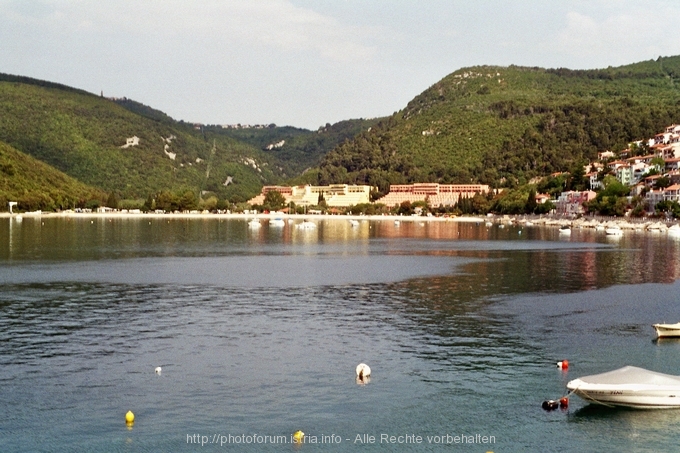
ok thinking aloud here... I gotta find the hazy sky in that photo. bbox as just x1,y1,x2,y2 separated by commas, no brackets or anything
2,0,679,129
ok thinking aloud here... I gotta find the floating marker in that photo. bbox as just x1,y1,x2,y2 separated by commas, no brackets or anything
155,366,162,374
293,430,304,443
356,363,371,379
125,410,135,423
542,400,558,411
557,360,569,370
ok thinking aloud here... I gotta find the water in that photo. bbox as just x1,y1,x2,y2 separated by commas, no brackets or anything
2,216,680,452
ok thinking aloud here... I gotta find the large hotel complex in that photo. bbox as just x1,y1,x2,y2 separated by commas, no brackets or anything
248,183,490,208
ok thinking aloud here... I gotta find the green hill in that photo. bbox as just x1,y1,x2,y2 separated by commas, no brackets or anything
0,141,104,211
316,56,680,191
211,118,381,177
0,74,288,202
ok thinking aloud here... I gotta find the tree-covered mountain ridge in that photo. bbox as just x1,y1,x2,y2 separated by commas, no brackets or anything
0,72,377,209
316,56,680,192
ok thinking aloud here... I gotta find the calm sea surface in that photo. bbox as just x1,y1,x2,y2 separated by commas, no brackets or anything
2,216,680,452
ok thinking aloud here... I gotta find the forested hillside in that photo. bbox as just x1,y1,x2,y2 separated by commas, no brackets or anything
316,56,680,191
0,76,287,202
210,117,380,176
0,141,103,210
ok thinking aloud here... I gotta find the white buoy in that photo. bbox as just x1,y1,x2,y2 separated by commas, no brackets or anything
155,366,162,374
356,363,371,379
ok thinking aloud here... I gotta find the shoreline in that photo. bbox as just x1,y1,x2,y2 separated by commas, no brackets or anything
1,210,679,231
0,211,481,222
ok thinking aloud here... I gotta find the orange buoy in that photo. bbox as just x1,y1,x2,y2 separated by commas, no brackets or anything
557,360,569,369
559,397,569,408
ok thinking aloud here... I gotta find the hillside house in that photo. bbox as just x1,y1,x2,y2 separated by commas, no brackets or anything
376,183,490,207
665,158,680,172
664,184,680,203
655,132,673,145
666,124,680,134
645,189,665,211
248,184,371,208
643,174,663,188
598,150,616,160
555,191,596,215
535,193,552,204
587,171,602,190
615,164,633,186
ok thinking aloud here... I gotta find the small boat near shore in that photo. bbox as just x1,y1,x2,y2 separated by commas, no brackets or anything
567,366,680,409
297,220,317,230
605,225,623,236
652,322,680,338
559,226,571,235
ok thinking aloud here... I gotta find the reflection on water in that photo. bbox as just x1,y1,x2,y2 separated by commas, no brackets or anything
3,218,680,451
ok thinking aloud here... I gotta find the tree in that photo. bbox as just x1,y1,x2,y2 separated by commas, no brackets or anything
105,191,119,209
397,201,413,215
526,188,537,214
567,164,587,191
655,176,671,189
650,156,665,171
262,190,286,211
178,191,198,211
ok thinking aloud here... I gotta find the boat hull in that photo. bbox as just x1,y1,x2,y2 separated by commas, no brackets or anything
653,323,680,338
568,386,680,409
567,366,680,409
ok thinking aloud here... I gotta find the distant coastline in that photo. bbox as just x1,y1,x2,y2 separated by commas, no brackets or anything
0,211,478,222
1,211,679,232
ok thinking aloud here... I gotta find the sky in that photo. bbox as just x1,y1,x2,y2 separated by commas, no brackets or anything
2,0,680,130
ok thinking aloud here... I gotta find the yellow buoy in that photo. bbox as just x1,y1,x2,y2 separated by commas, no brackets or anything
292,430,304,443
125,410,135,423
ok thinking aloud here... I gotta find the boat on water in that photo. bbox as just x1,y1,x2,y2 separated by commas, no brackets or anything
248,219,261,228
652,322,680,338
349,219,360,227
668,224,680,235
567,366,680,409
559,226,571,235
297,220,316,230
605,225,623,236
269,218,285,227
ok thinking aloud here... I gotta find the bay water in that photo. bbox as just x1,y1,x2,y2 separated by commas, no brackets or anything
2,216,680,452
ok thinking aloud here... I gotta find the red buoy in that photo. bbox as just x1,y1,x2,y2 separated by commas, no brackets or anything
559,397,569,408
557,360,569,369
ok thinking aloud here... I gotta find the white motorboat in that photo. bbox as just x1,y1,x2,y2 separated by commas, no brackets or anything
567,366,680,409
349,219,360,227
297,220,316,230
668,224,680,236
652,322,680,338
269,218,285,227
559,226,571,235
605,225,623,236
247,218,261,228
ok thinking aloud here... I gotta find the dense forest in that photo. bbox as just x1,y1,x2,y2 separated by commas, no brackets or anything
315,56,680,192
